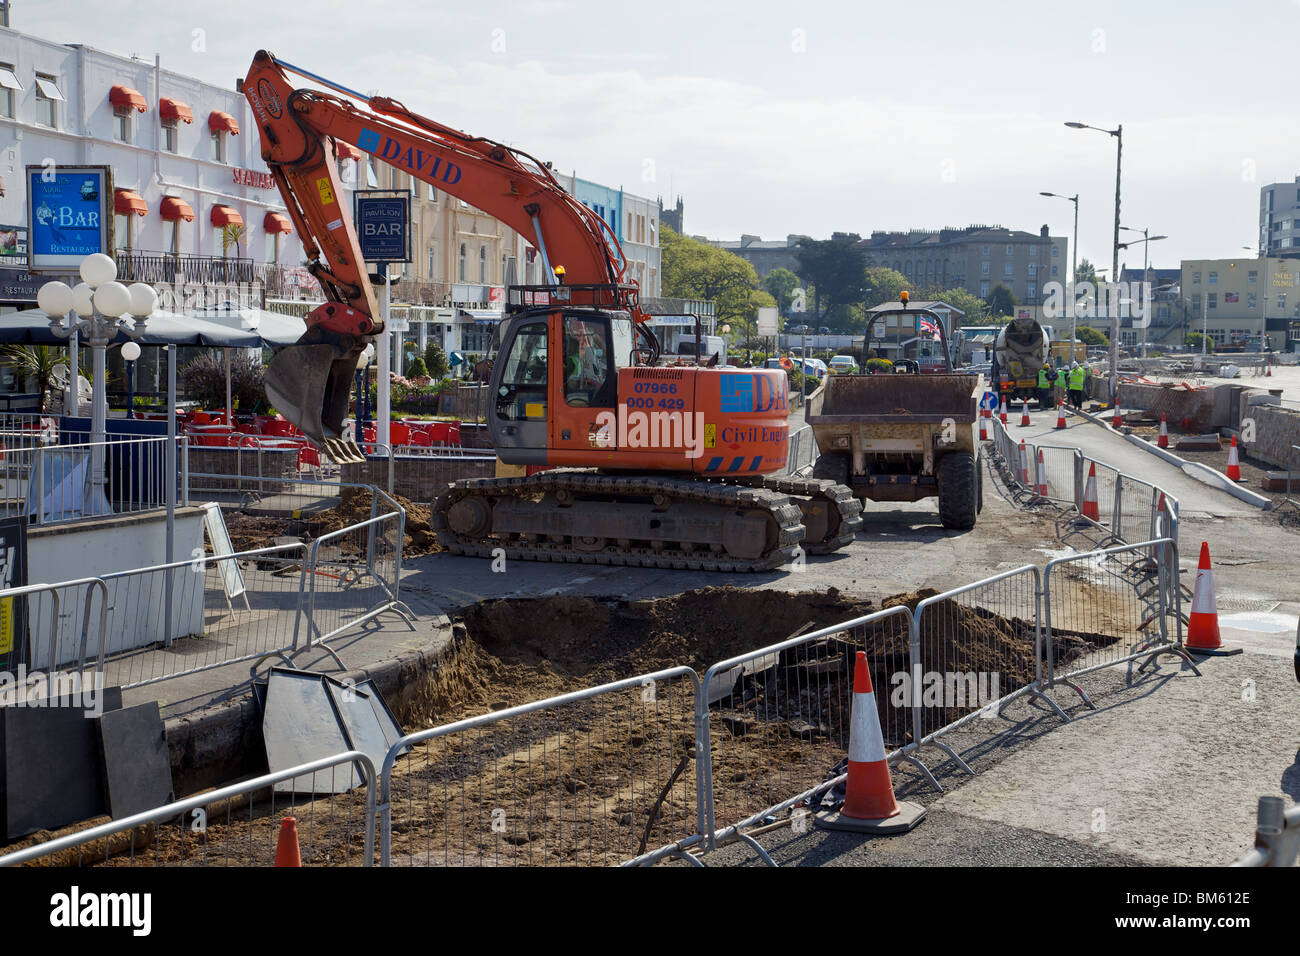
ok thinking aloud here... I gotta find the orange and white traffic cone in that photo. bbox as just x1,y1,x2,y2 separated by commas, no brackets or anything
1035,449,1049,497
1112,405,1123,429
1185,542,1241,656
1020,400,1031,427
1081,462,1100,521
1157,414,1169,449
998,399,1008,424
979,416,988,441
815,652,926,834
1018,440,1030,485
275,816,302,867
1055,402,1067,430
1226,435,1242,482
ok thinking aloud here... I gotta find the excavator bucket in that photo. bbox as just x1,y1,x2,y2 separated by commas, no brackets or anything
264,327,368,464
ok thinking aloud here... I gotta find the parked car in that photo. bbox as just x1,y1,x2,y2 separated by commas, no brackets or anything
829,355,860,375
788,324,811,334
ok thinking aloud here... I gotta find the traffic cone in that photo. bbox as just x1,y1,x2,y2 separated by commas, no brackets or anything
1226,435,1241,482
275,817,302,867
1112,405,1123,429
998,400,1008,424
1019,400,1031,426
1035,449,1049,497
815,652,925,834
979,416,988,441
1157,414,1169,449
1055,402,1067,429
1185,542,1241,656
1017,440,1030,485
1081,462,1100,521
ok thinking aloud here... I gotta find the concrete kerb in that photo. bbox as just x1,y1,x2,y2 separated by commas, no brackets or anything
1119,433,1273,509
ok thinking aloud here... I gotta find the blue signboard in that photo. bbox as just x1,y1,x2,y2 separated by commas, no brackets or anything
26,165,110,273
354,191,410,263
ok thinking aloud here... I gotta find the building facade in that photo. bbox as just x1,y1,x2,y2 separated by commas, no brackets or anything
0,25,308,313
1179,257,1297,350
709,234,808,279
860,225,1068,306
1259,177,1300,258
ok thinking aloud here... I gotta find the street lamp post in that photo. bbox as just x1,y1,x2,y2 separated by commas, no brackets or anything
1118,226,1167,359
1066,121,1123,403
37,254,155,499
1040,191,1079,350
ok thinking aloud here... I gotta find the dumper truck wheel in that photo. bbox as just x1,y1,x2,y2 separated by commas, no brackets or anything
812,452,849,485
977,458,985,514
937,452,977,530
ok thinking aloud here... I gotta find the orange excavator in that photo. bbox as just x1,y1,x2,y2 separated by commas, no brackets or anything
244,51,860,570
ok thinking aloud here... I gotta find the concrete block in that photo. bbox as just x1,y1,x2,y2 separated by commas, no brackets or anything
98,701,173,819
1261,472,1300,492
1174,435,1223,452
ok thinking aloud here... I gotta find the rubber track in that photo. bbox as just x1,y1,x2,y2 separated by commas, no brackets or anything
433,471,805,572
729,476,862,554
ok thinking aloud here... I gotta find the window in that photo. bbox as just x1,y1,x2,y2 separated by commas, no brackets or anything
650,220,656,245
1192,272,1201,285
1208,271,1217,285
427,245,436,279
113,213,132,253
1029,245,1038,257
458,243,466,282
1248,270,1258,283
1052,246,1059,257
265,232,280,265
1248,293,1257,309
1028,263,1038,276
563,315,613,407
981,261,990,275
1003,262,1013,276
0,64,20,119
497,321,548,422
365,161,379,189
114,106,132,143
1005,244,1014,256
165,220,180,255
35,73,64,127
979,281,990,297
627,212,633,240
211,129,226,162
1207,293,1217,310
1278,293,1287,311
479,246,487,283
981,245,989,256
1051,265,1059,276
428,183,437,201
162,119,178,153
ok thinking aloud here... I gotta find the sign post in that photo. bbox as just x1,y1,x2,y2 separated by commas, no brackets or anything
354,190,411,448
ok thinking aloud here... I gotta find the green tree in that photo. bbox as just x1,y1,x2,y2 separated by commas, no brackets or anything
662,225,769,330
2,345,68,411
863,267,909,309
986,283,1018,318
1075,258,1100,287
763,267,800,316
1185,331,1214,352
1077,326,1109,347
405,354,429,378
794,238,868,323
424,340,450,378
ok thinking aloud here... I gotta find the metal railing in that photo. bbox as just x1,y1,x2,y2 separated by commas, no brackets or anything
784,424,817,475
378,667,702,867
0,577,108,677
0,751,376,868
1,435,173,527
115,251,256,288
1233,796,1300,867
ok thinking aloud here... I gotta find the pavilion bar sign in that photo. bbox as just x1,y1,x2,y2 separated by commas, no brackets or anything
233,168,275,189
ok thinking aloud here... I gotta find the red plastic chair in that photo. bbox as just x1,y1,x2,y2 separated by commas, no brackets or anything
447,421,462,447
426,421,451,445
389,423,411,448
264,419,296,438
409,427,433,448
298,444,321,470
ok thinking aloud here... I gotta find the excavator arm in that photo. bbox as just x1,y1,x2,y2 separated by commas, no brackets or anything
243,50,639,453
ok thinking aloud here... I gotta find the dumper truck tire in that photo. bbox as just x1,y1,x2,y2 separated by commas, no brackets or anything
977,457,985,514
937,451,977,530
812,452,849,485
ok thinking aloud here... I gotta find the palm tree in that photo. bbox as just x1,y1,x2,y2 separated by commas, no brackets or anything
2,345,69,411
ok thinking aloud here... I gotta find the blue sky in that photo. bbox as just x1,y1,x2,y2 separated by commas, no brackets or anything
13,0,1299,269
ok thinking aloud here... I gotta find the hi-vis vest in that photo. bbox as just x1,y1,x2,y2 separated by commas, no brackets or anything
1069,365,1086,389
1038,366,1050,388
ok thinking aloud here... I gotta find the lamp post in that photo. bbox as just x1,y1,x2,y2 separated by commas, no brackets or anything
1040,191,1079,348
1066,121,1122,402
1118,226,1167,358
37,254,155,498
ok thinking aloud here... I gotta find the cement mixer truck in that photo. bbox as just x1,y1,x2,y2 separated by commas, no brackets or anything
992,316,1052,408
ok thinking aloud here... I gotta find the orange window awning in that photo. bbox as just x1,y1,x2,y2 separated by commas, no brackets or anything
114,188,148,217
210,205,244,228
160,197,196,222
263,212,293,234
109,85,148,113
334,140,362,161
208,111,240,135
159,96,194,124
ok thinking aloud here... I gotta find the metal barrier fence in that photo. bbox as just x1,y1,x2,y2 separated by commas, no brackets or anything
909,566,1064,774
698,606,914,854
96,543,309,690
1034,444,1082,507
0,578,108,677
1,435,172,526
785,424,817,475
1233,796,1300,867
1112,475,1162,548
0,751,376,867
379,667,702,867
1042,538,1190,698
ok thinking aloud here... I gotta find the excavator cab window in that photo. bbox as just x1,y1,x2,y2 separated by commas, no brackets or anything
563,315,617,408
496,320,548,421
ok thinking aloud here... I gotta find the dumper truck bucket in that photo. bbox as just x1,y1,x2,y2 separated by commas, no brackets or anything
264,325,368,464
